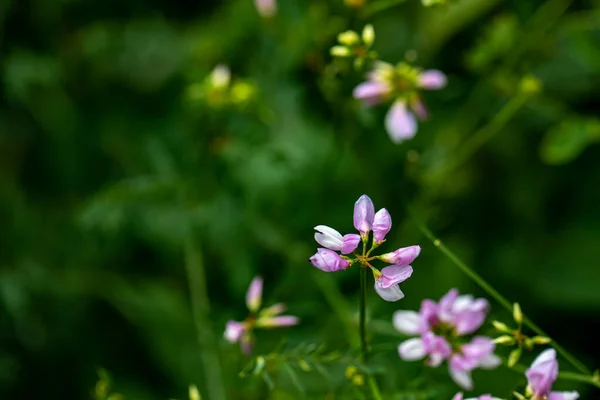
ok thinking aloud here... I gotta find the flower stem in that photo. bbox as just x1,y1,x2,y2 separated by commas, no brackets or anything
405,204,594,378
359,266,368,363
184,235,227,400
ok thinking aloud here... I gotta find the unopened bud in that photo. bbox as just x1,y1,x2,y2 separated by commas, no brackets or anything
362,24,375,47
345,365,358,379
189,385,201,400
508,348,522,367
338,30,360,46
298,359,311,372
492,320,511,333
330,46,351,57
519,75,542,95
513,303,523,324
493,335,516,346
352,374,365,386
531,336,552,345
253,356,266,375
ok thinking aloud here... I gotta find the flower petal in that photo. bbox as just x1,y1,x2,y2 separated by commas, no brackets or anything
449,367,473,390
380,245,421,266
314,225,344,250
309,248,350,272
548,391,580,400
374,282,405,302
353,195,375,235
398,338,426,360
341,234,361,254
246,277,263,312
256,315,300,328
353,81,391,106
380,265,413,287
224,320,245,343
392,310,422,335
372,208,392,243
385,101,417,143
418,70,447,90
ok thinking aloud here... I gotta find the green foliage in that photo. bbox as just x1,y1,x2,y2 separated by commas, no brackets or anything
1,0,600,399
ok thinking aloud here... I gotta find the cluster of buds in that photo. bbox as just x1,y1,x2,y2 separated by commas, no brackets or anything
310,194,420,302
394,289,500,390
353,61,447,143
224,277,299,355
492,303,551,367
330,25,376,69
187,65,257,109
344,365,365,386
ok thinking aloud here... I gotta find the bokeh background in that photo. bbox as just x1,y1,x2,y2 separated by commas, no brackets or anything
1,0,599,398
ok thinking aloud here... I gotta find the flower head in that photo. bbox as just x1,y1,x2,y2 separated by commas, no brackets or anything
311,194,420,302
224,277,298,355
524,349,579,400
354,62,447,143
394,289,498,389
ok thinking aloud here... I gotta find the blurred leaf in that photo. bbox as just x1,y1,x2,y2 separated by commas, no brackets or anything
540,117,600,165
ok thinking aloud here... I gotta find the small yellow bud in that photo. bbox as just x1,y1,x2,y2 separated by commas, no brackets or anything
519,75,542,95
338,30,360,46
493,335,516,345
361,24,375,47
508,348,522,368
524,338,534,350
531,336,552,345
345,365,358,379
189,385,201,400
230,81,256,104
352,374,365,386
298,359,311,372
492,320,511,333
513,303,523,325
330,46,351,57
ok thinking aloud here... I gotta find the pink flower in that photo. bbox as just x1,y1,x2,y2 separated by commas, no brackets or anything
354,194,375,237
246,276,263,313
374,265,413,302
438,289,489,335
254,0,277,18
309,248,351,272
398,331,451,366
526,349,579,400
372,208,392,243
354,62,447,143
314,225,360,254
224,277,299,355
379,245,421,265
448,337,501,389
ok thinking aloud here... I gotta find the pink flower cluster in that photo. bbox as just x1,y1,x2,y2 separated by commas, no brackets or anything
394,289,500,389
224,277,299,355
310,194,420,302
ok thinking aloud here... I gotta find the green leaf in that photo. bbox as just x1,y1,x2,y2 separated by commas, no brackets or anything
540,117,600,165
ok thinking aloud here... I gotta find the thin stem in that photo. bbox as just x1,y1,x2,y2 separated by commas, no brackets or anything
184,235,227,400
359,266,368,363
367,375,384,400
405,204,594,377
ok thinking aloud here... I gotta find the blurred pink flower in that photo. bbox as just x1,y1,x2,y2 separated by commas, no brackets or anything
254,0,277,18
525,349,579,400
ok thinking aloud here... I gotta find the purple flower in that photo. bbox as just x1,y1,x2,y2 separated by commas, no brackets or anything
526,349,579,400
380,245,421,265
314,225,360,254
448,337,501,389
374,265,413,302
246,276,263,313
224,277,298,355
354,62,447,143
353,194,375,237
372,208,392,243
309,248,351,272
393,298,439,335
438,289,489,335
254,0,277,18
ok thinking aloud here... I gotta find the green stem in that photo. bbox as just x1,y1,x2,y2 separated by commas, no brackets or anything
405,204,594,377
360,266,368,363
367,375,384,400
184,235,227,400
362,0,408,18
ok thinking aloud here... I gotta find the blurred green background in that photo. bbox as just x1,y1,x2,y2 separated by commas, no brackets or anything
1,0,600,398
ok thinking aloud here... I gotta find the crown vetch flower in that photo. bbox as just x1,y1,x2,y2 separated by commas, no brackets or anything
311,194,420,302
354,62,447,143
224,276,298,355
525,349,579,400
394,289,498,389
